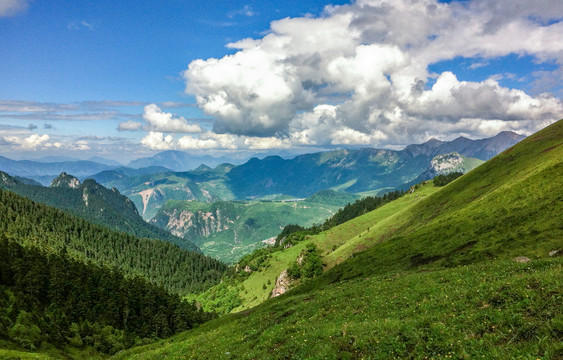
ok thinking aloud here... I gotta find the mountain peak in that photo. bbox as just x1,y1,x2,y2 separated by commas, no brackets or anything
493,131,524,141
50,172,81,189
0,171,19,186
423,138,444,148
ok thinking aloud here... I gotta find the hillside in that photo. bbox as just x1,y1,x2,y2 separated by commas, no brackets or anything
0,237,213,357
150,190,359,263
112,121,562,359
0,188,227,294
0,171,199,252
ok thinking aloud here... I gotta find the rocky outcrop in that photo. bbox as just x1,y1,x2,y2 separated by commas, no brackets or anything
136,188,164,215
271,270,291,298
513,256,531,263
152,205,235,239
50,172,81,189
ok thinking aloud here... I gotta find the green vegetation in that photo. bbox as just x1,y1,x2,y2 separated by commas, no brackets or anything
287,243,323,280
190,189,409,313
433,171,464,186
114,259,562,360
0,236,212,356
0,188,227,294
0,172,199,252
113,120,563,359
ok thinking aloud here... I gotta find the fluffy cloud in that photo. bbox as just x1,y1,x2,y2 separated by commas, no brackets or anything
142,104,202,133
141,131,175,150
5,134,51,149
183,0,563,148
0,0,28,17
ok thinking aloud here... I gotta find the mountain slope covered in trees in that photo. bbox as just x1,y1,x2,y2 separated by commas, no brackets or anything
0,171,199,252
0,188,227,294
0,237,213,356
113,121,562,359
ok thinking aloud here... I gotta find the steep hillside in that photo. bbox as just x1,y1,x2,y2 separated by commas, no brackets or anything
0,171,199,252
113,121,562,359
150,190,358,263
0,237,212,357
0,188,227,294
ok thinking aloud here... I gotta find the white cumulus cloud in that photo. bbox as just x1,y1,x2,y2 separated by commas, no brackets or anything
141,131,175,150
182,0,563,148
5,133,50,149
143,104,202,133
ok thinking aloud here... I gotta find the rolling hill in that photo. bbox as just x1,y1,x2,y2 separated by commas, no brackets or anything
112,120,562,359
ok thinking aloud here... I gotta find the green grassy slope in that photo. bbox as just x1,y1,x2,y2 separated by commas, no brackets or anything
112,120,563,359
201,186,434,313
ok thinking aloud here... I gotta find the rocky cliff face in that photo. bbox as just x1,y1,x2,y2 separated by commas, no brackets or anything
417,152,483,181
152,205,235,239
271,270,291,297
50,172,81,188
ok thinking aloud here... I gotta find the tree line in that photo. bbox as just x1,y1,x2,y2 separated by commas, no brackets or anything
0,236,214,354
0,188,227,294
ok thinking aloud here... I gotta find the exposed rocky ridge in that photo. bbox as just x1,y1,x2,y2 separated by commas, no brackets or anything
416,152,484,181
50,172,81,188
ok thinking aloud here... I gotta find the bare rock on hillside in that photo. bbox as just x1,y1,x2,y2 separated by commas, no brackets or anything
271,270,290,298
512,256,531,263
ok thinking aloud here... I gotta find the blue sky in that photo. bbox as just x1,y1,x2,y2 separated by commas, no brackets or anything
0,0,561,163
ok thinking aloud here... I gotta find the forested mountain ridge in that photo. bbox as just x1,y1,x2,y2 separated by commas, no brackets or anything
0,236,214,355
224,131,523,198
0,187,227,294
0,171,199,252
113,121,562,360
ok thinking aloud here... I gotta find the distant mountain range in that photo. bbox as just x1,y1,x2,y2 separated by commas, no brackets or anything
0,155,117,185
224,130,524,198
128,150,247,171
92,131,524,221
